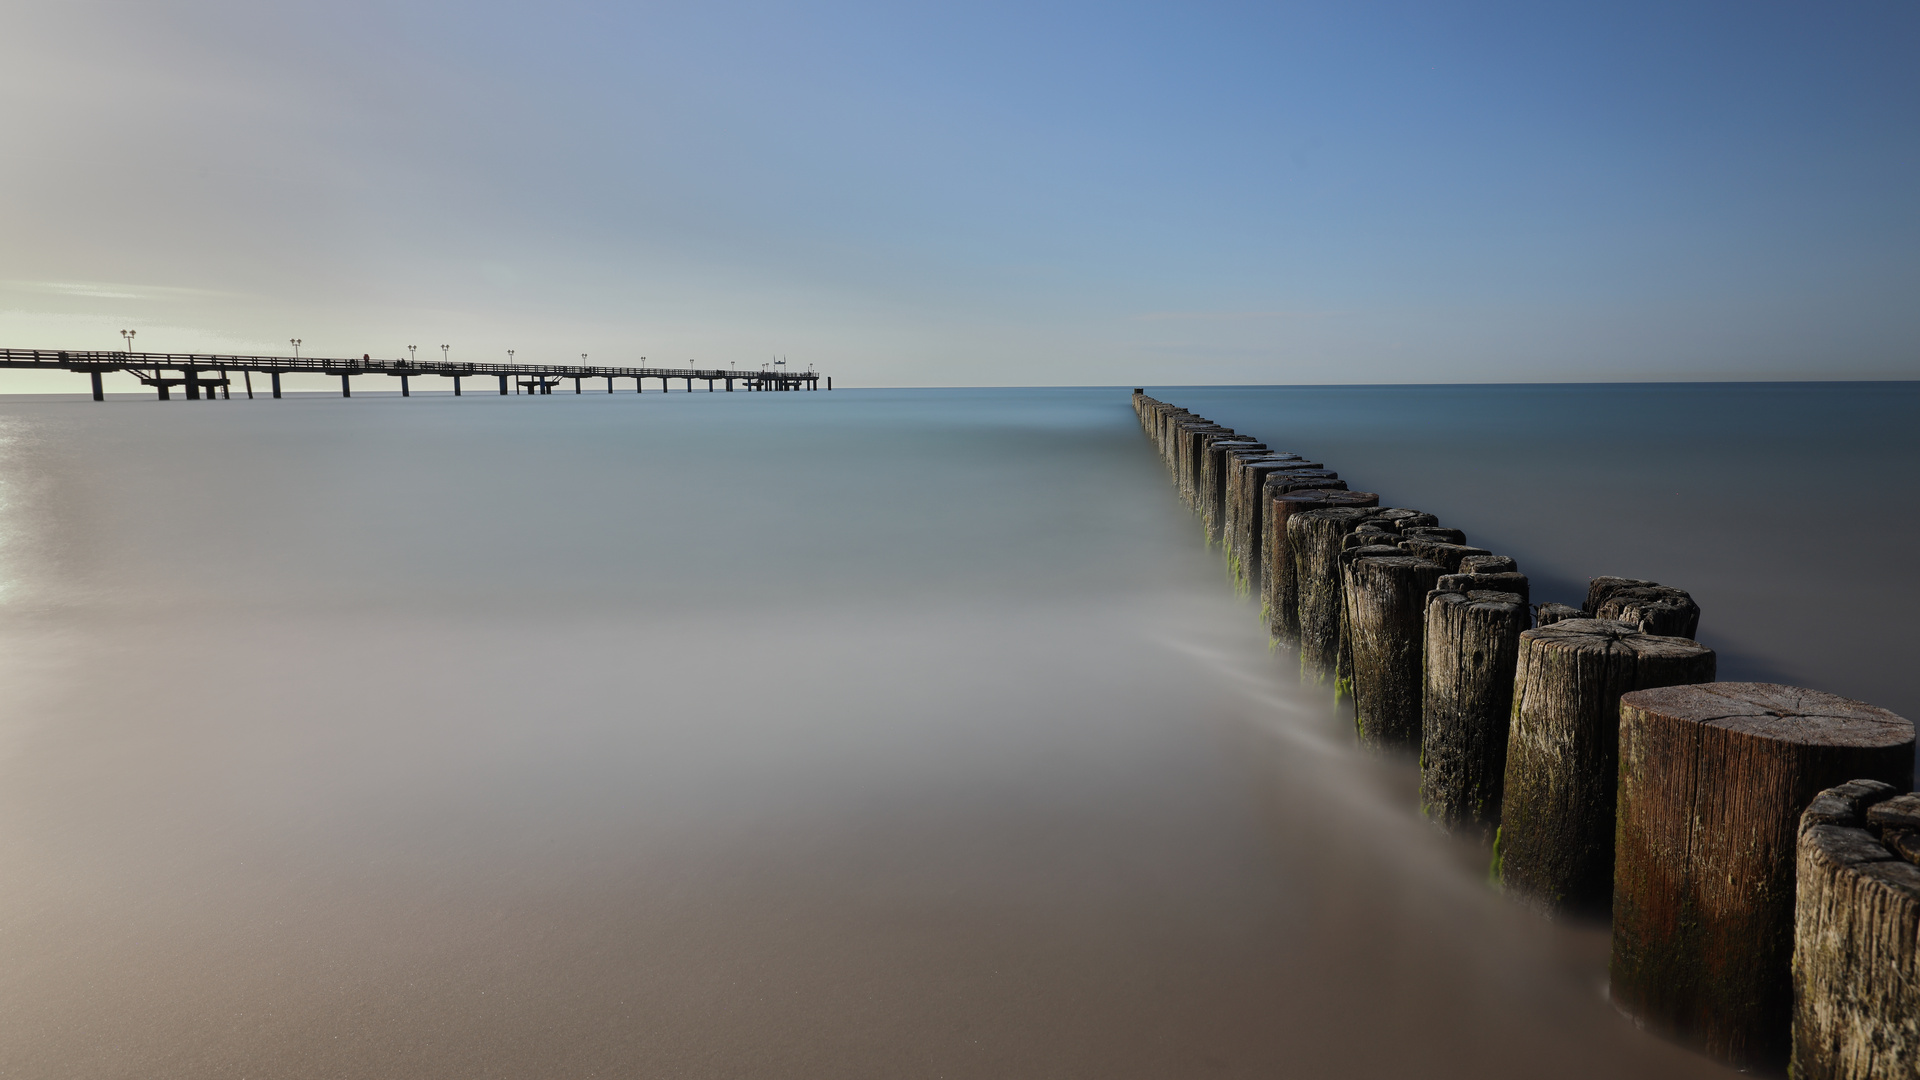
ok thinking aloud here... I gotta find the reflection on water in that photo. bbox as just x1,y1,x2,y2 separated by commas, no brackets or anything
0,388,1751,1077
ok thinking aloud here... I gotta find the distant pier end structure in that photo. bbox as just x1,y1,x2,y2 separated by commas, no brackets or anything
0,348,828,400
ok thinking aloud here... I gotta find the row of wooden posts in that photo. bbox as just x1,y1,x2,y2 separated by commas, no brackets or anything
1134,392,1919,1078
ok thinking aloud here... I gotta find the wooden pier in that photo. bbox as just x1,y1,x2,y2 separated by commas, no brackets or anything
0,348,828,400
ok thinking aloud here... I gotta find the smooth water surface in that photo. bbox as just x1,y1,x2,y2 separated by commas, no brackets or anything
1170,382,1920,726
0,386,1762,1077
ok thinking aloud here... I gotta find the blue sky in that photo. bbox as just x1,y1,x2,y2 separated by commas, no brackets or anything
3,0,1916,387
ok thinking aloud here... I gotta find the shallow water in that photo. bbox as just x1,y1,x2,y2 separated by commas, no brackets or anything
1167,382,1920,729
0,385,1796,1077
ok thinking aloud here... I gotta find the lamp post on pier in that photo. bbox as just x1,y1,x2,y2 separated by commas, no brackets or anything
290,339,301,358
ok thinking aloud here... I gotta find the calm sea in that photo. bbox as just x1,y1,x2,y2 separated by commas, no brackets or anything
0,382,1901,1078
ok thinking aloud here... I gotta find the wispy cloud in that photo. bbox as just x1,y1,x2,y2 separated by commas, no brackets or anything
1130,310,1351,323
1,281,239,301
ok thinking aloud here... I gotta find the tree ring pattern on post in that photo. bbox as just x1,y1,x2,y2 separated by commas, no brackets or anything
1612,683,1915,1071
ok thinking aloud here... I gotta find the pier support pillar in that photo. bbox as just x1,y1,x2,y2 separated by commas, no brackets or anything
574,378,582,394
271,372,282,398
221,372,231,399
157,383,171,400
90,371,103,401
341,374,351,397
606,377,614,393
400,375,410,397
185,369,201,400
499,375,508,395
453,376,462,396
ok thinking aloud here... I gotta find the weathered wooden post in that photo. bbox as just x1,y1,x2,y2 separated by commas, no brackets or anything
1223,451,1299,578
1369,509,1439,533
1192,431,1255,516
1240,467,1341,593
1585,576,1701,637
1199,439,1265,543
1329,511,1439,700
1792,780,1920,1080
1609,684,1914,1071
1497,619,1715,913
1534,602,1584,625
1290,507,1378,683
1174,421,1229,506
1435,555,1530,608
1264,489,1377,644
1422,586,1530,835
1341,550,1445,747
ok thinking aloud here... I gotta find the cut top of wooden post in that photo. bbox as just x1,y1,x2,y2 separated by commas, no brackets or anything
1586,576,1656,612
1534,602,1584,625
1367,508,1438,531
1460,554,1516,574
1622,683,1914,751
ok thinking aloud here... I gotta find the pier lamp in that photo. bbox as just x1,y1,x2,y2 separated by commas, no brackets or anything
507,350,515,363
120,329,136,354
440,345,449,364
408,345,416,364
290,338,301,358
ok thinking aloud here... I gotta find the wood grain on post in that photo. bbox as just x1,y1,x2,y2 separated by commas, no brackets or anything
1369,509,1439,532
1232,460,1323,585
1332,511,1439,697
1598,586,1700,638
1265,489,1378,644
1243,469,1344,594
1423,588,1530,836
1792,780,1920,1080
1460,555,1515,574
1344,524,1399,549
1401,526,1467,545
1497,619,1715,914
1341,552,1445,747
1583,576,1702,638
1177,424,1233,508
1192,432,1254,513
1399,538,1493,572
1220,449,1283,569
1612,684,1914,1071
1156,407,1190,464
1200,440,1266,544
1534,602,1584,626
1436,571,1530,608
1290,507,1377,684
